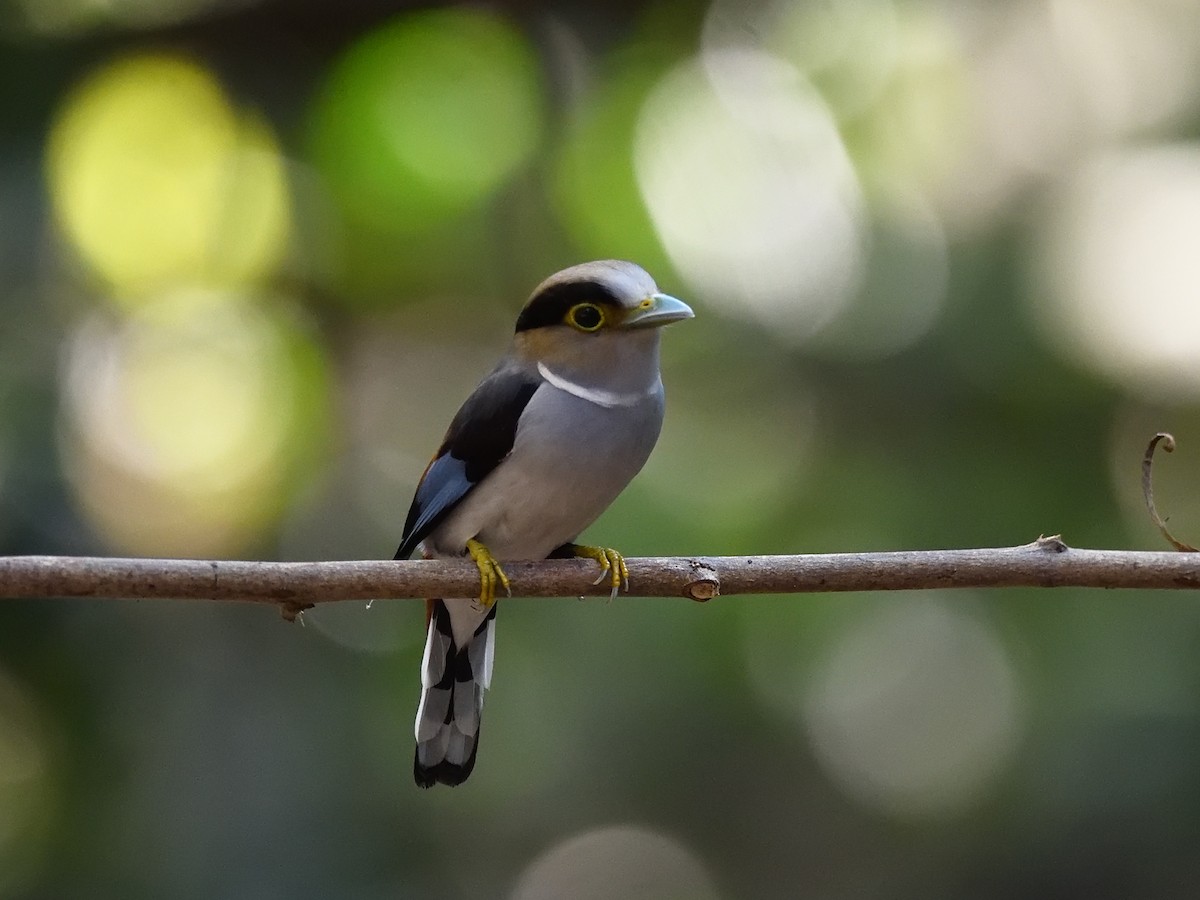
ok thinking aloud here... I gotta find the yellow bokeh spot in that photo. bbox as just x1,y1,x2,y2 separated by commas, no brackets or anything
61,289,330,557
47,53,290,302
121,303,288,488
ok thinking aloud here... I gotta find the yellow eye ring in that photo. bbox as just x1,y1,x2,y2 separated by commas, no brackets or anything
567,303,605,332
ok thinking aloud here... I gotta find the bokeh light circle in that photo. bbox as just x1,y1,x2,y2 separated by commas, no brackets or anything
703,0,902,118
1031,144,1200,401
47,53,290,300
635,49,865,340
803,597,1024,819
60,289,330,556
511,825,721,900
309,9,545,232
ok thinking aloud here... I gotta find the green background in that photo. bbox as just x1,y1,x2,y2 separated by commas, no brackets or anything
4,0,1200,897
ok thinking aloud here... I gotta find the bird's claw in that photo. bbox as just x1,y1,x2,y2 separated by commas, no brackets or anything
466,539,510,608
573,544,629,601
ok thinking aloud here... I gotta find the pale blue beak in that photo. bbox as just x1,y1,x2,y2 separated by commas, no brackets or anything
622,293,695,329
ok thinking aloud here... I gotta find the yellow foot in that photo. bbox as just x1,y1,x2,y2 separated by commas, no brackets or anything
570,544,629,601
466,539,511,608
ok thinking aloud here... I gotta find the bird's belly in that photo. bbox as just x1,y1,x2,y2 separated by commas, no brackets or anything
427,389,663,561
473,460,628,559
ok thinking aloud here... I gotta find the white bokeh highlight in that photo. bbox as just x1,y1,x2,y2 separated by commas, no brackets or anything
703,0,902,117
512,825,721,900
635,49,865,340
937,0,1200,228
803,597,1024,818
1032,144,1200,400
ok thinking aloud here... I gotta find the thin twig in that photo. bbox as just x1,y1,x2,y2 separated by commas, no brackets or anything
3,537,1200,620
1142,432,1198,552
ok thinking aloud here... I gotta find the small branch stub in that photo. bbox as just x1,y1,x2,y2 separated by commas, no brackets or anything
1034,534,1068,553
684,561,720,601
280,601,314,624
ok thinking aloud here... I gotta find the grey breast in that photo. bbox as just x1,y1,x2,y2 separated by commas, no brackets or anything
428,381,665,560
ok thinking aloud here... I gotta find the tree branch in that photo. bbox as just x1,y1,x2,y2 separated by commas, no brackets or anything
3,537,1200,621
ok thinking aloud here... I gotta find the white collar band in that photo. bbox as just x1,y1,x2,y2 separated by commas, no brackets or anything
537,362,659,409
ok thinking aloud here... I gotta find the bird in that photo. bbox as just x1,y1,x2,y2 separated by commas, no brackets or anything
394,260,694,788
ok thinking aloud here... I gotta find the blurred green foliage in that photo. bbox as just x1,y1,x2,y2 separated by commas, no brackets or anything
4,0,1200,897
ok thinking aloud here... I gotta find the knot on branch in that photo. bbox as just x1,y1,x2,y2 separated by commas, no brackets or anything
683,560,720,601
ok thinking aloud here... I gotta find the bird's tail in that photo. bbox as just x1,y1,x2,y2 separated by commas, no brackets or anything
413,599,497,788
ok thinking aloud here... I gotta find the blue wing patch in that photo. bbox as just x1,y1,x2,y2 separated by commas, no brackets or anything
394,363,541,559
394,455,471,560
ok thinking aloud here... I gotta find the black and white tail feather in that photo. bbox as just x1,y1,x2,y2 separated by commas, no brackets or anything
413,599,497,788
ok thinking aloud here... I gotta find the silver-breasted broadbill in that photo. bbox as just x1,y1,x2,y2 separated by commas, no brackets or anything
394,260,693,787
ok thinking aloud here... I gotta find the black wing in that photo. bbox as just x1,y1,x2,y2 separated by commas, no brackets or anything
394,364,541,559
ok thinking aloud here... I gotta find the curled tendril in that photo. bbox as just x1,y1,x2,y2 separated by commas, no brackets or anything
1142,432,1198,552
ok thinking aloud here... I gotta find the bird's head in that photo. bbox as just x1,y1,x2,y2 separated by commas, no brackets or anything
512,260,693,392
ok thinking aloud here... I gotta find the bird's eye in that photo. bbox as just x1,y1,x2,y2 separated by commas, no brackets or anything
568,303,605,332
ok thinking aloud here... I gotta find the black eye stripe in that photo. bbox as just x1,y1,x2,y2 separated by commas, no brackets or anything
515,280,621,332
